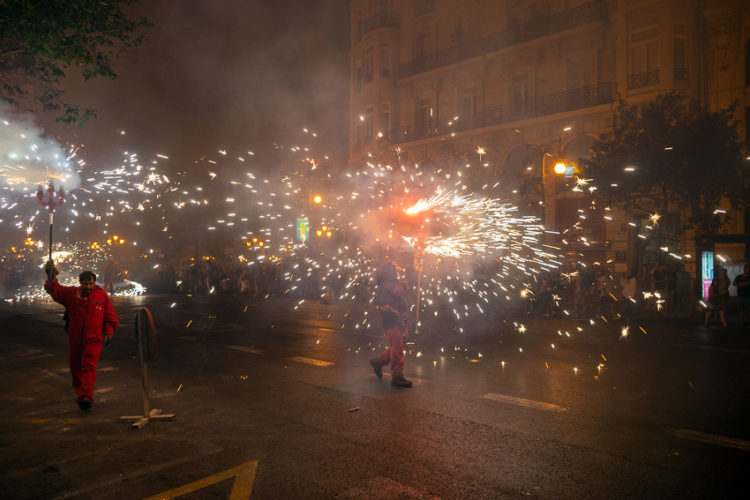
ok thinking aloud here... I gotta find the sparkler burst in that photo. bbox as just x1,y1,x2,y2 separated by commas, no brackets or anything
0,122,686,380
0,123,568,338
402,190,547,259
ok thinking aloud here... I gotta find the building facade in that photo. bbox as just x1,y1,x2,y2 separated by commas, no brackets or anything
349,0,750,287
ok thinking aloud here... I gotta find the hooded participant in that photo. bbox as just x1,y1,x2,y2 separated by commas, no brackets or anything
370,261,412,387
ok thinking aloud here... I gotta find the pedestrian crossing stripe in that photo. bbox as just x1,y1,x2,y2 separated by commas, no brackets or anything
481,393,567,412
227,345,265,355
143,459,257,500
669,429,750,451
286,355,333,366
23,417,110,424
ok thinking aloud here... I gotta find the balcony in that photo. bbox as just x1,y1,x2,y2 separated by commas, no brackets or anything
674,67,688,81
487,0,607,51
361,12,398,38
399,0,606,79
414,0,436,18
627,70,660,89
390,82,616,144
399,38,483,79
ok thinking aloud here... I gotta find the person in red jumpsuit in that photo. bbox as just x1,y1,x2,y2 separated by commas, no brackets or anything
370,261,412,387
44,260,118,411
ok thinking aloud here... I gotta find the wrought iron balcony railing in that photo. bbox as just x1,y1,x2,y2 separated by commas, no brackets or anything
355,12,399,43
487,0,607,51
627,70,660,89
390,82,616,144
400,39,483,78
399,0,606,79
362,12,398,36
674,67,688,81
414,0,436,18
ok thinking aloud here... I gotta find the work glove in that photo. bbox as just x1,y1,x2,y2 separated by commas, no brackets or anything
44,260,59,280
103,334,113,346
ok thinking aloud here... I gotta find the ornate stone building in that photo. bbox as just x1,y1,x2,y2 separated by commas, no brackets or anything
349,0,750,285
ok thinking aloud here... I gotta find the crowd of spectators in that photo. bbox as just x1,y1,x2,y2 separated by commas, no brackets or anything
142,254,713,322
1,247,746,327
145,254,371,304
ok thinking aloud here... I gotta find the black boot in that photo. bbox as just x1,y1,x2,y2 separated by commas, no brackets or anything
369,359,382,378
391,376,412,388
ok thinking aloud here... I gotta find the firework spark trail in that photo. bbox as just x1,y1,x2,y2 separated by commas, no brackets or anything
403,191,546,259
0,124,646,379
0,124,562,337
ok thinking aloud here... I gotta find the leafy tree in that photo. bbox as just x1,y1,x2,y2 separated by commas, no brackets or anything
0,0,151,124
586,92,748,238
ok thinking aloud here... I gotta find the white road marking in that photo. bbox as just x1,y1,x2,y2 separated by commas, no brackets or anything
227,345,264,355
481,393,567,412
669,429,750,451
286,356,333,366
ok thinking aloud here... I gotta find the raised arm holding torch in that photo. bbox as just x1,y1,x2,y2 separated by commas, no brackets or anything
37,181,65,261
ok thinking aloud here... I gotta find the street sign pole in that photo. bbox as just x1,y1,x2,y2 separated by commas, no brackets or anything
120,308,175,429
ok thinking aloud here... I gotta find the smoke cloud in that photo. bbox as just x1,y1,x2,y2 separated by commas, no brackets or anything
0,106,80,192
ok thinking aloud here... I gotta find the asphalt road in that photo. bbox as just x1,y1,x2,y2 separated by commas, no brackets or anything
1,294,749,499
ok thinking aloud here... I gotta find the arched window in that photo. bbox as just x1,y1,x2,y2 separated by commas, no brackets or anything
502,144,543,213
562,135,596,178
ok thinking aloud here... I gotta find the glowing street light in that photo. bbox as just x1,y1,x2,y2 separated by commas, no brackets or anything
554,162,567,175
313,194,323,204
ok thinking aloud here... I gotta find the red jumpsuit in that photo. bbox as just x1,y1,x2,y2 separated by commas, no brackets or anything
373,280,407,378
44,279,118,402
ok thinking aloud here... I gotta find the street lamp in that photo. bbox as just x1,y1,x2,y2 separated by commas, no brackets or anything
540,152,566,243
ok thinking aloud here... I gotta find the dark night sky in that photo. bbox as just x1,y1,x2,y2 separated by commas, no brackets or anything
44,0,350,166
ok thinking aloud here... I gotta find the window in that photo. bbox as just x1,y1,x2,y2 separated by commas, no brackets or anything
745,39,750,87
415,98,434,138
674,25,687,81
460,87,477,127
511,75,528,118
629,27,660,88
566,56,592,90
631,28,659,73
355,17,362,42
364,107,374,145
380,45,390,78
414,31,431,60
354,123,362,152
363,47,374,83
380,103,390,139
355,64,362,93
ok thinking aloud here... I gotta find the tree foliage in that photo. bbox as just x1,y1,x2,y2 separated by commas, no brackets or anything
0,0,151,124
586,92,748,236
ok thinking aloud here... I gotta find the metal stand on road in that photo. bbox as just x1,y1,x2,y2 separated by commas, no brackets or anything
413,233,425,336
120,307,175,429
